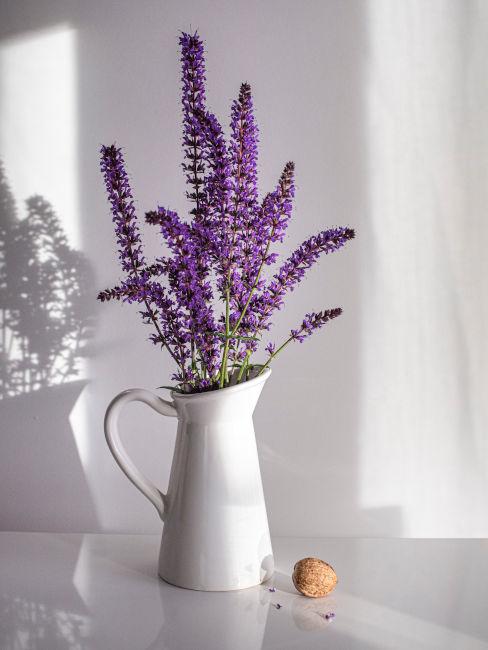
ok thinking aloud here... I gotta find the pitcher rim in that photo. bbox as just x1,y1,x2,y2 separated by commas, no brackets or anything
171,368,271,400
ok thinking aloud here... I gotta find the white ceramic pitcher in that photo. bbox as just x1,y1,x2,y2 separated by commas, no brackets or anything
104,368,274,591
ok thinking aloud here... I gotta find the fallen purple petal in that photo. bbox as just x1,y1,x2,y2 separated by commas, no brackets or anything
316,611,336,621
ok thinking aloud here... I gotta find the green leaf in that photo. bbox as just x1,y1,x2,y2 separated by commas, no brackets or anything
211,332,260,342
157,385,184,393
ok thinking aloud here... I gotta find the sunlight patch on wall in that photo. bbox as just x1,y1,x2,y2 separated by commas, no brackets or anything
0,25,79,247
0,25,89,397
0,26,99,525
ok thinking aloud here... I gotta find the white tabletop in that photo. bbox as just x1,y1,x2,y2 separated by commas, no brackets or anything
0,533,487,649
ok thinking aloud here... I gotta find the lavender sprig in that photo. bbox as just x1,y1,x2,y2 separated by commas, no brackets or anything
180,32,207,222
99,146,185,371
228,83,260,303
215,83,260,384
100,145,145,274
201,111,233,258
290,308,343,343
229,82,259,232
259,308,343,375
97,262,167,302
146,208,219,379
253,227,355,336
227,161,296,363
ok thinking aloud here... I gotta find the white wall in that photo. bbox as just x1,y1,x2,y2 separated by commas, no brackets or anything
0,0,486,537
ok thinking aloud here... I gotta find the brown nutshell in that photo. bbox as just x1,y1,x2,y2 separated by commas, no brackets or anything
292,557,338,598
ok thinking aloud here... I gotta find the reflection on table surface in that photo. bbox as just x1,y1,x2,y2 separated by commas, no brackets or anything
0,534,487,650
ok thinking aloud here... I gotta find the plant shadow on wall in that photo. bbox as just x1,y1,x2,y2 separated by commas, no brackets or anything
0,162,98,531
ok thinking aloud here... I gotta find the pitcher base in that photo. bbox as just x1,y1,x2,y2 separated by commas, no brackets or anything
158,571,274,592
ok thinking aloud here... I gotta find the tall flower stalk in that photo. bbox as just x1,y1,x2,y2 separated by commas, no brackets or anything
98,32,355,392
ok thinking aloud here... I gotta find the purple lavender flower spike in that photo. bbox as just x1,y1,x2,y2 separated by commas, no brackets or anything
230,85,259,268
290,308,343,343
100,145,145,274
260,308,342,375
145,207,220,379
245,161,295,296
143,282,192,372
259,161,295,249
226,162,296,364
97,262,167,303
99,146,187,372
265,342,275,356
180,32,208,223
234,162,295,337
216,83,259,312
146,207,191,255
178,33,224,379
200,110,232,260
229,83,259,218
254,227,355,334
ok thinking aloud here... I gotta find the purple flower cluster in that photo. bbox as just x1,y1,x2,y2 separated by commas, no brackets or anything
98,32,355,391
180,32,207,222
252,227,354,332
290,308,343,343
100,145,145,274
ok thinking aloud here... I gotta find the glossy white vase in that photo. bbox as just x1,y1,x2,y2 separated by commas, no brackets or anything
104,368,274,591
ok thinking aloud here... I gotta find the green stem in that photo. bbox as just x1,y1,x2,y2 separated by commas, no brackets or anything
257,335,295,376
219,287,231,388
192,339,207,381
236,350,251,383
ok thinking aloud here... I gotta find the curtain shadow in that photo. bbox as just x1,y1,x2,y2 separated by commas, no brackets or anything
0,161,98,531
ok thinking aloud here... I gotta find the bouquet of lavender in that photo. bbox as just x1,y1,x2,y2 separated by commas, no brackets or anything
98,33,355,392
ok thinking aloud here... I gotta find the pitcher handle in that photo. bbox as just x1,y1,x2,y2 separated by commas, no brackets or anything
104,388,177,521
